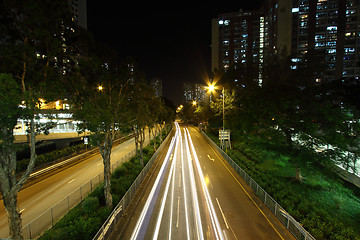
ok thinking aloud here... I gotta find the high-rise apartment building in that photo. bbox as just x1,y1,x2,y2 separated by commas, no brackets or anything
150,78,163,97
264,0,360,81
183,83,207,103
211,9,265,80
212,1,360,82
69,0,87,29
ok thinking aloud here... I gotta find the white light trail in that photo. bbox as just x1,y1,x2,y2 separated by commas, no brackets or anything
185,128,225,240
180,128,191,239
184,128,204,240
130,123,179,240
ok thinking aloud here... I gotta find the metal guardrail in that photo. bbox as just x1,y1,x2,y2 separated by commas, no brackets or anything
92,129,173,240
20,135,145,239
201,131,316,240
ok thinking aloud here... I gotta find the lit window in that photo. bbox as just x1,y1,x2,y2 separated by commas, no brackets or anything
327,26,337,31
292,7,299,13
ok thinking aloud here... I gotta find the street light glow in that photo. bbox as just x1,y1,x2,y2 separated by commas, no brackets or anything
97,85,104,91
192,100,197,106
207,83,215,92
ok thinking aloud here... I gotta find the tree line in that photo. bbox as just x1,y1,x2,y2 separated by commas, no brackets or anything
186,49,360,181
0,1,174,239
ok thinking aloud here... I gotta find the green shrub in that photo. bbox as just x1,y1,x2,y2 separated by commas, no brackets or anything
82,197,99,214
113,166,127,178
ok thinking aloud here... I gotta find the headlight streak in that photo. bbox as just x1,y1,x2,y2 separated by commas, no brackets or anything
185,128,225,240
130,123,179,240
152,130,178,240
130,123,225,240
184,128,204,240
180,127,191,240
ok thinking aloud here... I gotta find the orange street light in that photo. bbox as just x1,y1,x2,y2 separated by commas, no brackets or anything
97,85,104,91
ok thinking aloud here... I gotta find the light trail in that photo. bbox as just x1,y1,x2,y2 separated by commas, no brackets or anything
185,128,224,240
130,123,179,240
130,124,224,239
184,128,204,240
180,128,191,239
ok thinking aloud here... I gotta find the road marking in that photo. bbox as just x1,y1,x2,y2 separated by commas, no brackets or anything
216,197,229,229
208,144,285,240
176,197,180,227
170,153,173,160
68,179,75,184
207,154,215,161
19,208,25,213
97,162,102,166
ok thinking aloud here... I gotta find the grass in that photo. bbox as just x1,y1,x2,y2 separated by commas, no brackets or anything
207,130,360,240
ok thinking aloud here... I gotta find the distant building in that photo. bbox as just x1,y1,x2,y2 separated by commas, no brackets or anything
150,78,163,97
264,0,360,81
69,0,87,29
183,83,207,103
212,9,265,84
212,1,360,83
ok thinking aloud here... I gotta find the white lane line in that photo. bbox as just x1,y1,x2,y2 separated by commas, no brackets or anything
216,197,229,229
19,208,25,213
68,179,75,184
207,154,215,161
176,197,180,227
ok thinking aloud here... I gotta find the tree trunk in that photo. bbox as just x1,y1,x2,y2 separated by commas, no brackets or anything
134,126,138,154
139,128,144,167
284,128,293,149
103,150,112,209
295,167,305,182
98,133,113,209
158,125,162,143
153,127,156,152
3,192,22,240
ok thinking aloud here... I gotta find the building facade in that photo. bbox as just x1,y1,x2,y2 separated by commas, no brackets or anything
264,0,360,81
183,83,207,103
212,9,265,84
212,1,360,82
212,10,265,72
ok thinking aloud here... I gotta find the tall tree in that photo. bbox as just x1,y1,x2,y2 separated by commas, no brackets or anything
71,50,131,209
0,1,75,238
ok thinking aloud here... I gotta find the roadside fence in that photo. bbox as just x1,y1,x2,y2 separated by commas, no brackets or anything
21,136,155,239
201,131,316,240
92,129,173,240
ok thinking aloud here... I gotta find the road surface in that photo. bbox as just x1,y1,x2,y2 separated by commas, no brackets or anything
112,123,295,240
0,133,152,238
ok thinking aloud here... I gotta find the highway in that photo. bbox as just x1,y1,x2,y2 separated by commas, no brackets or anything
0,133,152,238
112,123,296,240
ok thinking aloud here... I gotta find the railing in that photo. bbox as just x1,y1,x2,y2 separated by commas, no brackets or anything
92,129,173,240
20,134,155,240
201,131,316,240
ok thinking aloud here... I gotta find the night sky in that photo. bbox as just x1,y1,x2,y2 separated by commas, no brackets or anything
87,2,263,104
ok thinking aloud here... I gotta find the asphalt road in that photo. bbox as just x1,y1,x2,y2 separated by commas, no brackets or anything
113,124,296,240
0,134,152,238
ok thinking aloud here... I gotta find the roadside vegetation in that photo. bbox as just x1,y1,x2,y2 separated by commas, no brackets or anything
39,132,168,240
206,130,360,240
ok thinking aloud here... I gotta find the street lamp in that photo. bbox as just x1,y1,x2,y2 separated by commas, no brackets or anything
97,85,104,91
192,100,197,106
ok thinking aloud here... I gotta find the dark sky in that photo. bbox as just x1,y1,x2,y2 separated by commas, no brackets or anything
87,3,263,105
